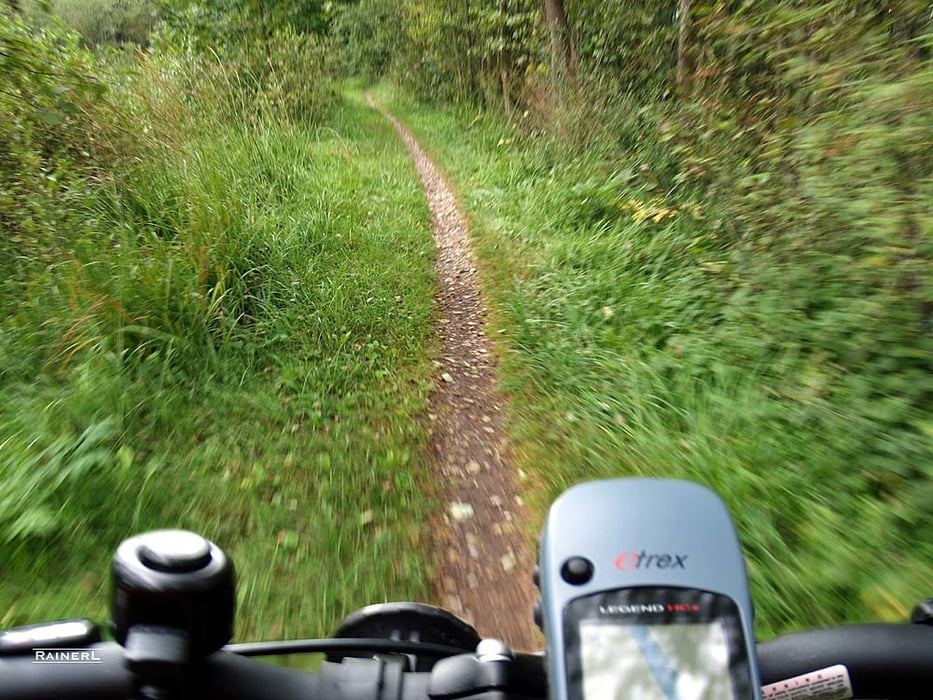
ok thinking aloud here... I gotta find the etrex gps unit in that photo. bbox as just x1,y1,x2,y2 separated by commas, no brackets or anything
539,478,761,700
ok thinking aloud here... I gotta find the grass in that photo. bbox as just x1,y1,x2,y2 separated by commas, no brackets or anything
374,84,933,641
1,87,442,642
3,5,929,650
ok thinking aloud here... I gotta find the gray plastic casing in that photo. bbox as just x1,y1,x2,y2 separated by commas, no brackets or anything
540,478,761,700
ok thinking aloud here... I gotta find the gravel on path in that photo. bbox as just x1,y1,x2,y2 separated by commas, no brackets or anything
367,94,540,651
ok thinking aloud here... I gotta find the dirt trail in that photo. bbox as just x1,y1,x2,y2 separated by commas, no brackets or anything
367,94,539,651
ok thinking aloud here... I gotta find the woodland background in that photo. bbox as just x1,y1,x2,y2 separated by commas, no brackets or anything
1,0,930,638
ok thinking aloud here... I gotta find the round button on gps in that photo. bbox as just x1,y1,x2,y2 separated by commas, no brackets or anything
560,557,593,585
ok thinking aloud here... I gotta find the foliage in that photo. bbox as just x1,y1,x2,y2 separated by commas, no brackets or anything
156,1,339,127
0,8,127,299
380,84,932,636
569,0,678,97
1,48,437,638
372,0,933,635
1,6,432,640
0,409,123,542
158,0,336,51
341,0,542,110
3,0,930,642
330,0,402,82
28,0,158,47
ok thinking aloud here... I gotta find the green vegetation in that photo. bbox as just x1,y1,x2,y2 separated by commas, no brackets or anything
23,0,157,46
377,89,931,637
2,0,931,648
1,5,437,640
359,0,932,638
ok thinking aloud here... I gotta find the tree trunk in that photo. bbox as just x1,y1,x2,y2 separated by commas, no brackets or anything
501,64,512,117
676,0,692,89
544,0,573,80
257,0,273,69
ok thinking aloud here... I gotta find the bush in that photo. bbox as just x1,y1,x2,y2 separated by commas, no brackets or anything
331,0,402,82
151,26,337,129
35,0,157,47
0,407,123,543
251,27,338,126
0,9,116,299
378,1,932,631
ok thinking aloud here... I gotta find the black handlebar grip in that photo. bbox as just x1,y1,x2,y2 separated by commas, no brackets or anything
757,623,933,699
0,643,415,700
4,624,932,700
194,651,322,698
0,642,130,699
0,643,323,700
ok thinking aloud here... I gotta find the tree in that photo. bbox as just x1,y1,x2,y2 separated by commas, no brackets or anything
544,0,573,79
676,0,691,88
160,0,335,52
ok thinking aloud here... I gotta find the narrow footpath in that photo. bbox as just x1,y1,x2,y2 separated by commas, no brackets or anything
366,94,539,651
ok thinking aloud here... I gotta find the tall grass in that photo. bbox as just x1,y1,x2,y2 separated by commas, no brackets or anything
378,85,932,640
2,13,440,639
24,0,157,47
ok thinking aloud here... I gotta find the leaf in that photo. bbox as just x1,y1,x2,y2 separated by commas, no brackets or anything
38,110,63,126
116,446,135,471
276,530,299,550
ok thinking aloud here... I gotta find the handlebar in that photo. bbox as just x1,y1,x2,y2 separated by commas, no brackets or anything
757,623,933,699
2,623,932,700
2,526,930,699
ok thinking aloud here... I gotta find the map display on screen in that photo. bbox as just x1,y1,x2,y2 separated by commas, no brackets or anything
579,619,735,700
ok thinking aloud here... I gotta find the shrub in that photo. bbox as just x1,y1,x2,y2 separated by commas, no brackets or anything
0,9,112,298
151,26,337,129
37,0,157,47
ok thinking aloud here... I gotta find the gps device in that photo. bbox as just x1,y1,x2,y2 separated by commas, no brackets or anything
539,478,761,700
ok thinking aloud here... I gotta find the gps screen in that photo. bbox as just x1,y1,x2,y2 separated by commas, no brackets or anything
579,620,734,700
563,588,754,700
